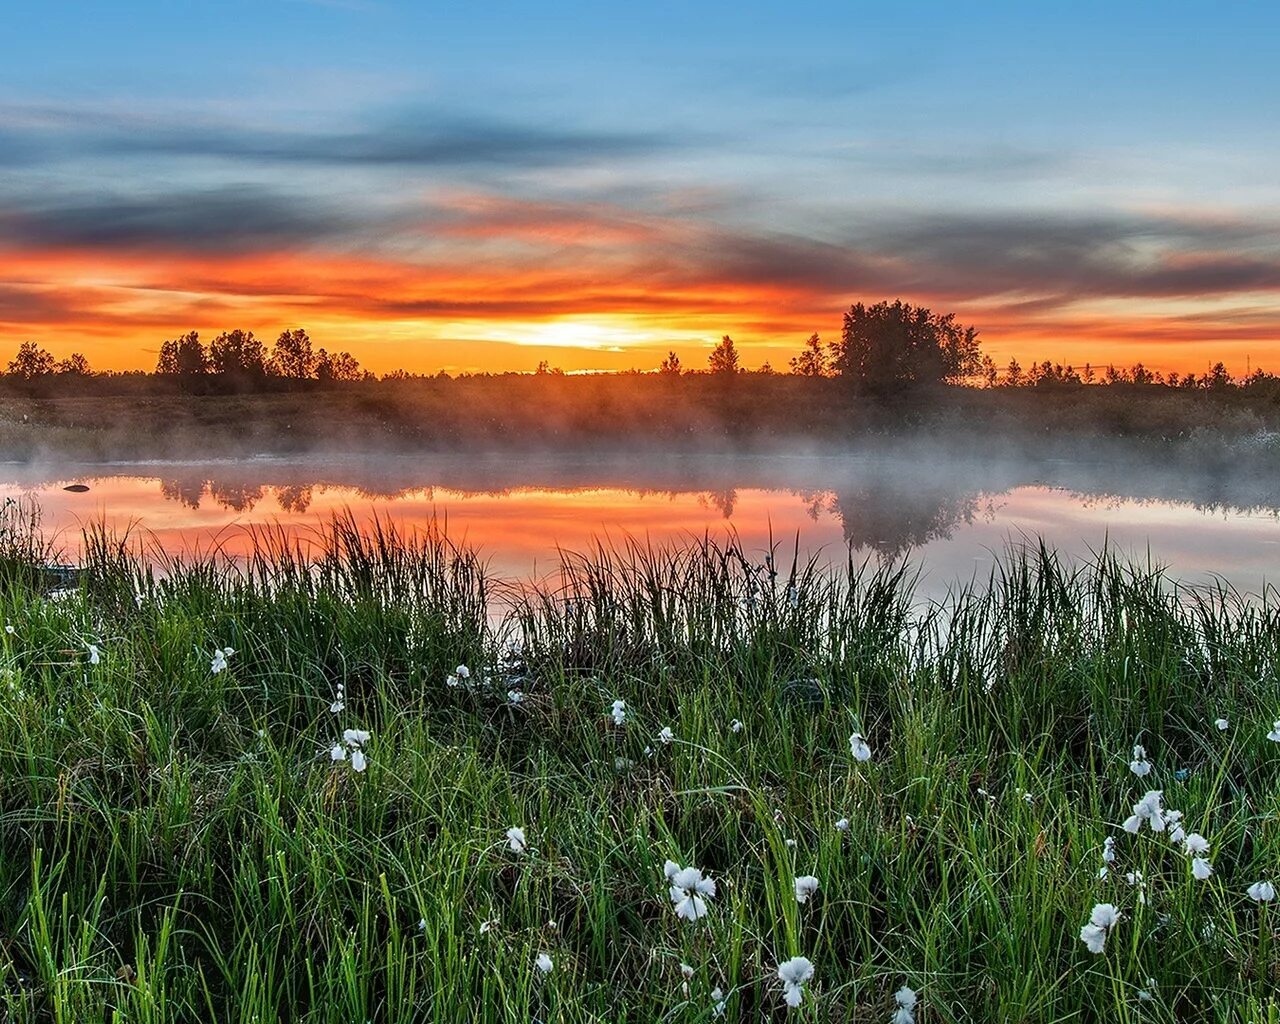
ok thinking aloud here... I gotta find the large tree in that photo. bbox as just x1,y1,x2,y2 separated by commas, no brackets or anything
6,341,56,380
209,329,268,379
708,335,739,375
269,328,315,379
156,331,209,376
830,300,982,394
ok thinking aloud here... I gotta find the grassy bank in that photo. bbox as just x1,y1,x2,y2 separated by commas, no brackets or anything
2,375,1280,462
1,509,1279,1021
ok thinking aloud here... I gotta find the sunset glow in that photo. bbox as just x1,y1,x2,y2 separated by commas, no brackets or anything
3,3,1279,375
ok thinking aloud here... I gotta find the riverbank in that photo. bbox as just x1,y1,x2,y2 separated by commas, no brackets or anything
0,516,1278,1020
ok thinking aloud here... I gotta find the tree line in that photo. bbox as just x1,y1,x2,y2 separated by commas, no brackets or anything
3,300,1273,393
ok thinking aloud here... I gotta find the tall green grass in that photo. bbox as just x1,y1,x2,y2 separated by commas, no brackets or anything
0,513,1278,1021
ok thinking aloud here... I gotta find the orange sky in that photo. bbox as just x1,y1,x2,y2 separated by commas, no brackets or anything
4,212,1277,378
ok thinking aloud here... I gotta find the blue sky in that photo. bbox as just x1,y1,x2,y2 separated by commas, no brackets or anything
2,1,1278,372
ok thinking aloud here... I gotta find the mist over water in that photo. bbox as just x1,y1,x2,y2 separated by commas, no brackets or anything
3,450,1279,596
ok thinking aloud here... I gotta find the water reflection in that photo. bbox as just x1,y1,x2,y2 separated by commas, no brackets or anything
4,452,1280,592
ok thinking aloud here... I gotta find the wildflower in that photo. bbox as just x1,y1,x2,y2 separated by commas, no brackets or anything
657,726,674,744
1247,880,1276,902
610,699,626,726
893,985,919,1024
1080,903,1121,954
506,826,527,854
1129,745,1152,777
776,956,814,1009
730,719,743,733
1101,836,1117,864
86,643,101,665
665,861,716,922
1191,857,1213,880
785,838,797,848
835,817,850,831
1166,809,1186,844
479,918,497,934
848,732,871,762
329,682,345,714
1183,833,1210,856
535,952,553,974
507,690,524,704
680,962,694,979
455,665,470,680
3,623,13,635
1215,718,1229,731
794,875,820,904
711,986,726,1017
418,918,426,931
332,729,370,772
1123,790,1166,833
1268,720,1280,742
210,646,234,674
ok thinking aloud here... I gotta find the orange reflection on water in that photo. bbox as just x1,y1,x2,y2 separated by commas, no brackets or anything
7,466,1280,596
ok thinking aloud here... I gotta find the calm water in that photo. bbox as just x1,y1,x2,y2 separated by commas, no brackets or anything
3,453,1279,596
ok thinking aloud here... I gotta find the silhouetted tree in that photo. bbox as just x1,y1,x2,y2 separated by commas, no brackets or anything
55,352,91,376
708,335,739,375
659,351,682,375
157,332,209,377
830,300,982,394
209,330,268,380
314,348,365,383
789,333,830,377
269,328,315,379
979,354,999,388
1005,358,1023,387
6,342,56,380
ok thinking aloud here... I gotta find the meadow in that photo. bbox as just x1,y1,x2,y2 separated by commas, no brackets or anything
1,502,1279,1022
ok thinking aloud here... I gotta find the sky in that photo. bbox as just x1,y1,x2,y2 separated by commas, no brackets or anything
2,1,1278,376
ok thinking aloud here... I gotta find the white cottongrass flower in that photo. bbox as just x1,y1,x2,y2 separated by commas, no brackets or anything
711,986,726,1017
1101,836,1117,864
610,699,626,726
455,664,470,679
332,728,370,772
210,646,234,674
657,726,674,744
1247,880,1276,902
478,917,498,934
507,690,524,704
535,952,553,974
680,962,694,979
1123,790,1166,833
730,719,743,733
4,623,14,635
1166,809,1186,844
893,985,919,1024
1129,745,1152,777
1268,720,1280,743
793,875,820,904
835,817,850,832
1079,902,1121,954
785,838,797,848
86,643,101,665
848,732,871,762
1215,718,1229,731
1191,856,1213,881
329,682,345,714
1183,833,1210,856
506,826,527,854
776,956,814,1009
665,860,716,922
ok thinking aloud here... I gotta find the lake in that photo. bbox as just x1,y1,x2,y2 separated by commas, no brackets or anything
3,452,1279,597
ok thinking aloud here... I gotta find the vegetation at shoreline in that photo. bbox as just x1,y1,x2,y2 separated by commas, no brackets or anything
1,504,1279,1021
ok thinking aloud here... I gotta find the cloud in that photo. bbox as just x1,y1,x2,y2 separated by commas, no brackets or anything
0,186,368,252
0,102,680,169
